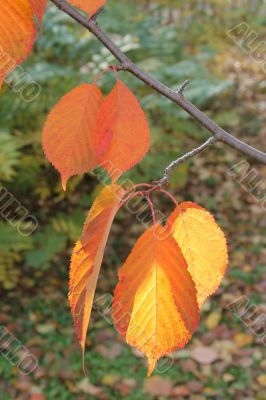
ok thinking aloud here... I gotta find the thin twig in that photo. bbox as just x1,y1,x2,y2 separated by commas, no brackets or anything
155,137,217,187
177,80,190,95
50,0,266,164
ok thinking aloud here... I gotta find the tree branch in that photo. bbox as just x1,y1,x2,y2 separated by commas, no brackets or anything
50,0,266,164
156,137,217,186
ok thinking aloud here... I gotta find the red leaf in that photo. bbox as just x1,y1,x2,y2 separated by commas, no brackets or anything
69,0,106,17
69,184,126,356
29,0,47,33
93,80,150,181
0,0,36,79
42,84,103,190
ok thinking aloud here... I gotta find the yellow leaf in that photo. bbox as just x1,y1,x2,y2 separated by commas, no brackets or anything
113,225,200,376
205,311,222,329
257,375,266,387
168,202,228,307
234,333,253,348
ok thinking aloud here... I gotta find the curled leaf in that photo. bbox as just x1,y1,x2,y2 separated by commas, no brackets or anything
113,225,199,376
69,184,126,356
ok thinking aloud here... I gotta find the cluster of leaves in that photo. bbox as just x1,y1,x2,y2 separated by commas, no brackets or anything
42,78,150,189
0,2,242,372
0,0,106,89
0,2,218,290
37,8,227,373
66,180,228,374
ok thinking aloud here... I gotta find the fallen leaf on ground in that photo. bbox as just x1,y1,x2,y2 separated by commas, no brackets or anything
257,375,266,387
29,394,45,400
172,385,190,396
191,346,219,364
36,323,55,334
186,380,204,393
77,378,103,396
234,333,253,348
95,343,122,359
101,375,120,387
205,312,222,330
144,376,174,397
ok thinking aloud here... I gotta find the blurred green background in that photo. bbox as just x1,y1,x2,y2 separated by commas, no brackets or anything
0,0,265,399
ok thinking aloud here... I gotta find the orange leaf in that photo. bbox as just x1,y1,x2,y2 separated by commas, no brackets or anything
93,80,150,181
29,0,47,33
168,202,228,307
69,0,106,17
42,84,103,190
113,225,199,376
69,184,126,355
0,0,36,78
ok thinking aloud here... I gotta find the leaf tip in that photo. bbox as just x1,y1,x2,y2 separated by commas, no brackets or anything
61,175,68,191
147,357,157,377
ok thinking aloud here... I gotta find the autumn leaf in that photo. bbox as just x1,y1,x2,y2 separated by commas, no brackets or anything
69,184,126,356
0,0,36,78
42,84,103,190
168,202,228,307
112,225,199,376
93,80,150,182
69,0,106,17
29,0,47,33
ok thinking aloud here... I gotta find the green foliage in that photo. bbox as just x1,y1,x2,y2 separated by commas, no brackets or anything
0,222,32,289
0,132,20,181
0,222,32,252
25,228,67,269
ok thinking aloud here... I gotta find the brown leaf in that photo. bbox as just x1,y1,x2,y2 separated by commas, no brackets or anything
186,380,204,392
144,376,174,396
95,343,122,360
180,359,198,373
29,394,45,400
191,346,219,364
172,385,190,396
77,378,103,396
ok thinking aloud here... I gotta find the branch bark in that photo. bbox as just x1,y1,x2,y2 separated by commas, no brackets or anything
156,137,217,186
50,0,266,165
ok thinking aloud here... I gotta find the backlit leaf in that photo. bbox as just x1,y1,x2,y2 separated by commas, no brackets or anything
93,80,150,182
69,0,106,17
168,202,228,307
29,0,47,33
113,225,199,376
0,0,36,78
69,184,126,355
42,84,103,190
